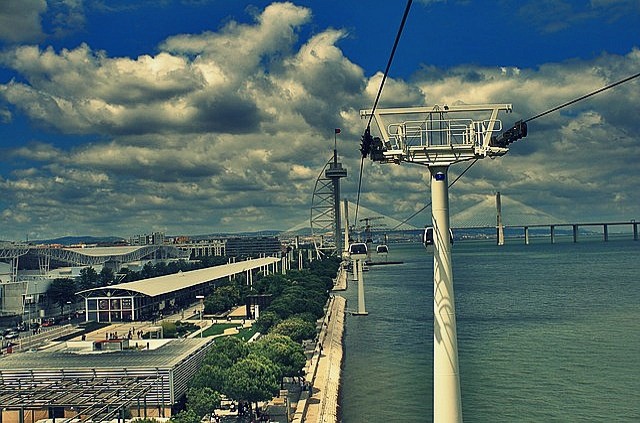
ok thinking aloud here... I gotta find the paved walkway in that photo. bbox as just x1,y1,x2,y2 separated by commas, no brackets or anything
293,295,346,423
332,265,348,291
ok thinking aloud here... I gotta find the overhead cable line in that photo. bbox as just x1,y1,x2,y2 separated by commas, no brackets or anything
355,0,413,225
392,70,640,228
391,159,479,230
525,71,640,123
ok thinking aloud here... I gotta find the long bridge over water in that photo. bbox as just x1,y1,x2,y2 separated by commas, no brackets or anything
450,193,638,244
460,220,639,244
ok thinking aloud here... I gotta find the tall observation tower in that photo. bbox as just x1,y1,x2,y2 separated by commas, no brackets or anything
310,130,347,256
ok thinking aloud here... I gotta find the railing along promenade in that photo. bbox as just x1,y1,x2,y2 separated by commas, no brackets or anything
457,220,639,244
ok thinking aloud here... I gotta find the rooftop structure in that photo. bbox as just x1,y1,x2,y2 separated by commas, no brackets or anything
0,338,212,421
77,257,281,322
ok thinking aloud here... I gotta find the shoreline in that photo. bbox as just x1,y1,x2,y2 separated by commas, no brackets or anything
293,265,348,423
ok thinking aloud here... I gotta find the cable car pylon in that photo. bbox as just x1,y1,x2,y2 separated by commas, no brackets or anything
361,103,524,423
348,242,369,316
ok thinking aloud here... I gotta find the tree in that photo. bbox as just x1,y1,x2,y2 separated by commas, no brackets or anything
271,317,316,343
98,267,115,286
191,364,227,392
204,285,241,314
202,336,249,368
78,267,98,290
251,334,306,384
170,409,199,423
185,387,221,418
47,278,77,314
224,354,280,412
254,310,282,333
253,274,290,296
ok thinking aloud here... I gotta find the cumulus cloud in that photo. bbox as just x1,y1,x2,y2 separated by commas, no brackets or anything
0,2,639,239
0,0,46,43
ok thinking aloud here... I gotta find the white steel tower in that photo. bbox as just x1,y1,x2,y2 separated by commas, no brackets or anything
360,103,525,423
310,137,348,257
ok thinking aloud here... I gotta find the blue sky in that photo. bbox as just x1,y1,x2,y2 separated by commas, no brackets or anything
1,0,639,240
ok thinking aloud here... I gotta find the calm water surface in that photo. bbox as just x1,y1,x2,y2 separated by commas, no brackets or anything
340,237,640,422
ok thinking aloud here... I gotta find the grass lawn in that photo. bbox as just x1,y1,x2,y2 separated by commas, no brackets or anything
233,325,259,341
201,323,238,337
198,323,259,341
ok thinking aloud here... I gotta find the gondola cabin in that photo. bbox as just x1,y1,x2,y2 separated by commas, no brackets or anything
349,242,368,260
423,227,454,251
376,245,389,254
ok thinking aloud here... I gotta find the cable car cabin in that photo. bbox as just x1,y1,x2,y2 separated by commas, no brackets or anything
423,227,454,250
349,243,368,260
376,245,389,254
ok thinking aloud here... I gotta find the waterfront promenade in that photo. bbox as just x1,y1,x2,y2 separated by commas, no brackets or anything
293,294,346,423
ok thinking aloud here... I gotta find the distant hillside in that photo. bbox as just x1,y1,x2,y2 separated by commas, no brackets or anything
33,236,126,246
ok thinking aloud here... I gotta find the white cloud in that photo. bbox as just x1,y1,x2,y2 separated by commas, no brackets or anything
0,2,639,239
0,0,46,43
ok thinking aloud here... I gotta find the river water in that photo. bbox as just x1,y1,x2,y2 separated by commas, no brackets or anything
339,237,640,422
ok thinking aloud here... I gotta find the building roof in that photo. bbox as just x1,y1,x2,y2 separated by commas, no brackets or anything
0,244,189,265
0,338,209,371
77,256,281,297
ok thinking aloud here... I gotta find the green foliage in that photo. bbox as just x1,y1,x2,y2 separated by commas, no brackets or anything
78,267,98,290
202,323,237,337
161,320,198,338
254,311,282,333
178,255,340,417
271,317,316,343
204,284,241,314
203,336,250,368
191,364,227,392
267,285,324,320
186,387,221,417
251,334,306,380
170,409,199,423
224,354,280,404
161,321,177,338
252,274,291,296
47,278,77,312
291,311,318,324
98,267,115,286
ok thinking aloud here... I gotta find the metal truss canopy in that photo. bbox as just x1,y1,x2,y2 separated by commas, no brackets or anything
0,375,162,422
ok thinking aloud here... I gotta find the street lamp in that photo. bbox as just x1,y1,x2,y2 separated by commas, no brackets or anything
66,301,72,323
195,295,205,338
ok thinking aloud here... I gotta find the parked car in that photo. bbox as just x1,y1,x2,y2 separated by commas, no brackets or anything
41,318,56,327
4,331,19,340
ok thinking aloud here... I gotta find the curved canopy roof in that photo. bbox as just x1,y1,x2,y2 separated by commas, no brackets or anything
0,244,189,265
77,256,281,297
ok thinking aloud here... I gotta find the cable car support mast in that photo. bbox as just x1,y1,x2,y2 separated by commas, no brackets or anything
360,103,523,423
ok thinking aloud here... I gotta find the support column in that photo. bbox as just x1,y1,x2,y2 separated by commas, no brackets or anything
573,224,578,243
496,192,505,246
353,259,368,316
603,224,609,242
633,222,638,241
524,226,530,245
430,166,462,423
351,259,358,281
550,225,555,244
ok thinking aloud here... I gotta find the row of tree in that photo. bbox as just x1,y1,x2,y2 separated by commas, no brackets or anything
172,255,340,422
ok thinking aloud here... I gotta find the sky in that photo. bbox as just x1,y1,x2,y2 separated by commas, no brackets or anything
0,0,639,241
